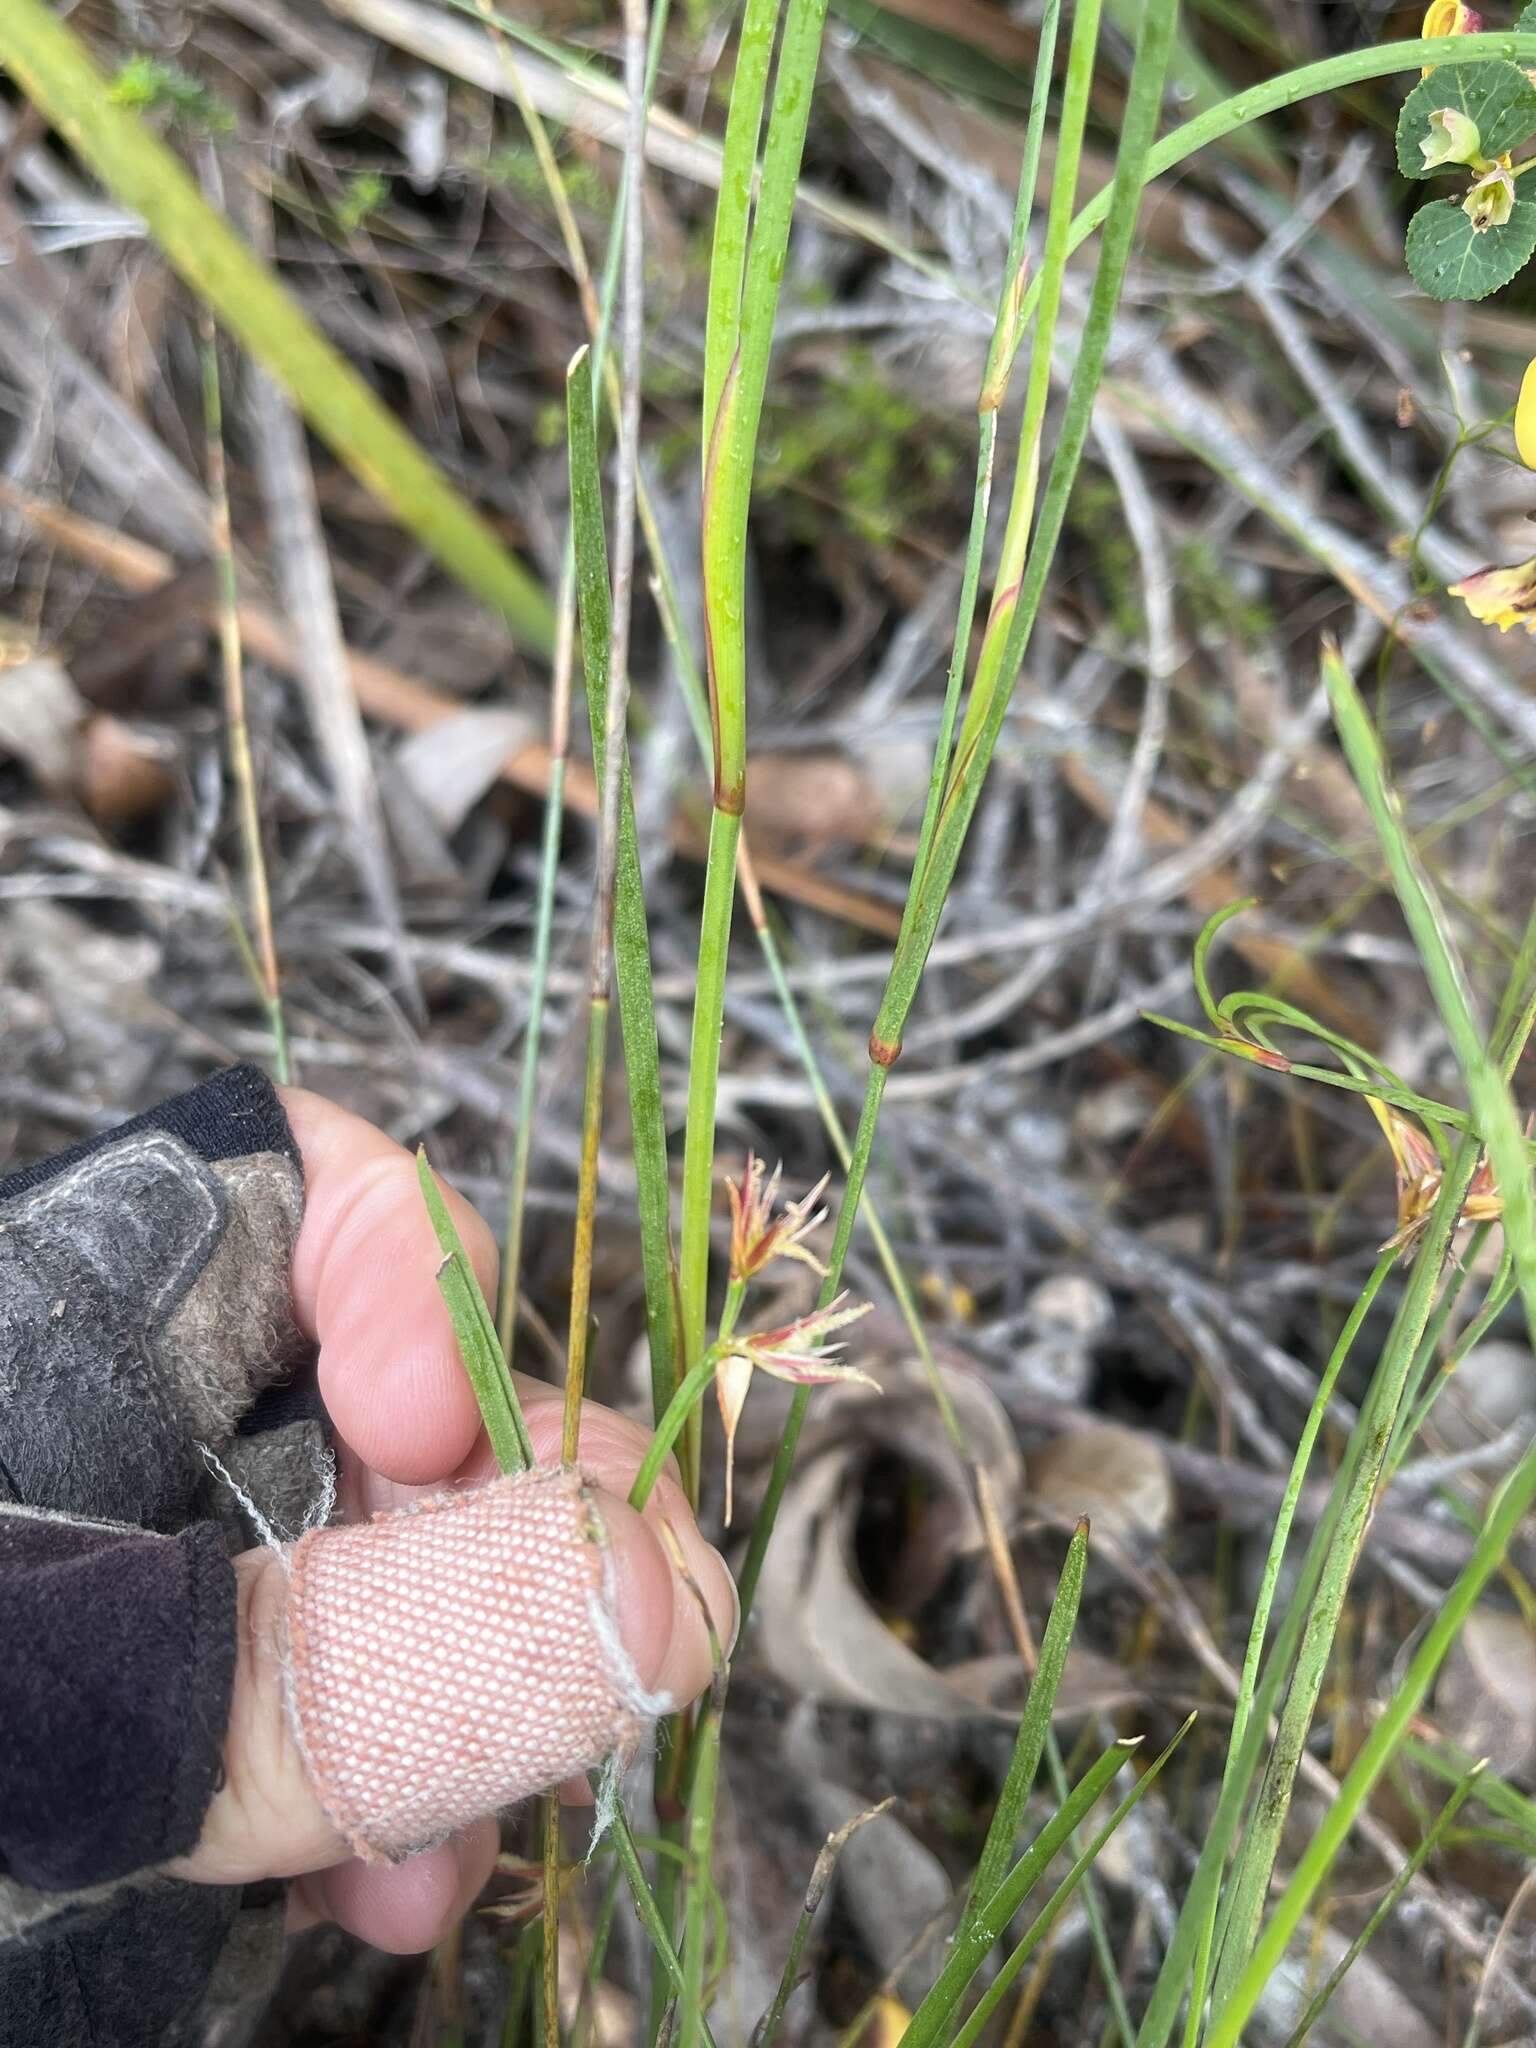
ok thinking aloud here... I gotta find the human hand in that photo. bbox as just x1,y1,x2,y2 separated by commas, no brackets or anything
171,1089,734,1952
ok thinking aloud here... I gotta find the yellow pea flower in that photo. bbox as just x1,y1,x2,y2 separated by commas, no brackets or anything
1422,0,1482,74
1517,355,1536,469
1449,556,1536,632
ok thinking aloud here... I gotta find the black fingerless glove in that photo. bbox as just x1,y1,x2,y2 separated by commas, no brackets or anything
0,1066,326,2048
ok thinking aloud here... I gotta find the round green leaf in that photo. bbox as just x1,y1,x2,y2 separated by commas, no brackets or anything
1397,59,1536,178
1518,3,1536,31
1404,194,1536,300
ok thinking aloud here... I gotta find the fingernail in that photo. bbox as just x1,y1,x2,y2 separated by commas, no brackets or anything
715,1548,741,1656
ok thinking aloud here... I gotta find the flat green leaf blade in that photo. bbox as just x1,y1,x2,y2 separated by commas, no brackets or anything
417,1148,534,1473
1397,58,1536,176
1405,194,1536,299
954,1714,1195,2048
962,1520,1088,1933
900,1738,1138,2048
566,347,681,1424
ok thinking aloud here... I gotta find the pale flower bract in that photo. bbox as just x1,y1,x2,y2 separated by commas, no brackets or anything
1419,106,1484,170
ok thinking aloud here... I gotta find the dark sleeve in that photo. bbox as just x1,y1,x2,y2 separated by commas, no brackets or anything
0,1062,311,1533
0,1507,236,1889
0,1063,316,1902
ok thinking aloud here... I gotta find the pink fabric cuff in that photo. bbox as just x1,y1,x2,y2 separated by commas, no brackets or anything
282,1466,661,1863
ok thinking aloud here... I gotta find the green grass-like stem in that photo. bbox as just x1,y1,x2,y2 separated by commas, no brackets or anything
561,0,649,1498
1208,1135,1482,2013
1138,976,1535,2041
954,1715,1195,2048
701,0,779,474
900,1739,1141,2048
1207,1444,1536,2048
1278,1763,1485,2048
1178,1244,1395,2039
681,0,830,1492
629,1351,721,1513
498,701,569,1369
947,0,1103,787
737,0,1179,1632
1322,645,1536,1350
607,1808,721,2048
880,0,1061,1021
699,0,831,806
491,0,665,1370
678,806,742,1404
961,1519,1089,1935
679,1666,725,2048
567,349,682,1425
564,997,612,1465
1203,646,1536,2030
1401,1736,1536,1854
415,1150,534,1473
1022,32,1536,339
198,312,291,1086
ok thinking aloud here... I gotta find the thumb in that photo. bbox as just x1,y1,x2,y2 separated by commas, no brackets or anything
170,1466,733,1887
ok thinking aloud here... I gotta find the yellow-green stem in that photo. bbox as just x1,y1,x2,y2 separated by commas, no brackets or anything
564,996,612,1465
200,315,290,1085
677,805,743,1489
542,1799,560,2048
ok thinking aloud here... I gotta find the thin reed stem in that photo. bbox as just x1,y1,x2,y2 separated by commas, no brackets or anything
885,0,1062,952
948,0,1103,788
681,0,830,1499
541,1803,561,2048
678,1642,726,2048
563,998,612,1466
738,0,1180,1627
1209,1142,1481,2013
499,574,575,1366
629,1351,722,1514
1180,1244,1395,2042
546,24,651,2028
1207,1445,1536,2047
562,0,649,1467
488,0,680,1422
954,1718,1194,2048
198,305,290,1085
901,1740,1142,2048
1279,1763,1485,2048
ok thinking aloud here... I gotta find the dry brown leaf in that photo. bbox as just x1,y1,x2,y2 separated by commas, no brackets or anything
0,656,83,791
393,707,538,836
1027,1422,1173,1545
75,715,176,830
1434,1606,1536,1784
1437,1340,1536,1455
751,1359,1028,1719
748,751,883,850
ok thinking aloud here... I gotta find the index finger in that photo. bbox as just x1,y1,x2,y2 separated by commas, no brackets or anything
279,1087,492,1483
